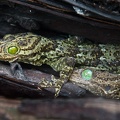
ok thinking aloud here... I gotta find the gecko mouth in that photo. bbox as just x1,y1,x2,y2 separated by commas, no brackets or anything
0,54,18,62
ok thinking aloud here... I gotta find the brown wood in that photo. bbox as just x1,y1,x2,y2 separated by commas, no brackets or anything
2,0,120,43
0,62,119,120
0,96,119,120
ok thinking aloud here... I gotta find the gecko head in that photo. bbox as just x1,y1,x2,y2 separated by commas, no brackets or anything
0,32,40,62
71,69,119,99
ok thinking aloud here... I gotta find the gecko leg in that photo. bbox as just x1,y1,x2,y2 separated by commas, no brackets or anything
39,57,76,97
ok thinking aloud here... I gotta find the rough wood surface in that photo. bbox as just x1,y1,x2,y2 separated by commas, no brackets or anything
0,62,119,120
0,96,119,120
1,0,120,43
0,62,88,98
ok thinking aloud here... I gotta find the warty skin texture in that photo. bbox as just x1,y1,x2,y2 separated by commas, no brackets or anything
0,32,119,96
70,68,120,99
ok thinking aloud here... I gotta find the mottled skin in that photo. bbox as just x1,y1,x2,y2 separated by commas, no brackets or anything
70,68,120,99
0,32,119,96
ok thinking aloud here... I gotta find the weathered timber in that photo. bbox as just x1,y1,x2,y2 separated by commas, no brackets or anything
0,96,119,120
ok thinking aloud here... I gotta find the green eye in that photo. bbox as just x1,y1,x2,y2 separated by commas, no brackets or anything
8,46,18,55
81,69,93,80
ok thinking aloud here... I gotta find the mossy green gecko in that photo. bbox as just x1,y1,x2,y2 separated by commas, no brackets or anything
0,32,119,96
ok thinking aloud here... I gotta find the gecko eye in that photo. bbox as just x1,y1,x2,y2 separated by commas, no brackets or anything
8,46,19,55
81,69,93,80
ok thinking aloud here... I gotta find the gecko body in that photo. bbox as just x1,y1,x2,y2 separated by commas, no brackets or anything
0,33,119,96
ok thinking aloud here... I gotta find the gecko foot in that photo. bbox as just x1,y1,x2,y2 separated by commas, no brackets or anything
39,75,65,97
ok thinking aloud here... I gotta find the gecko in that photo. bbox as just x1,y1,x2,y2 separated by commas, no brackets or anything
70,68,120,99
0,32,119,96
